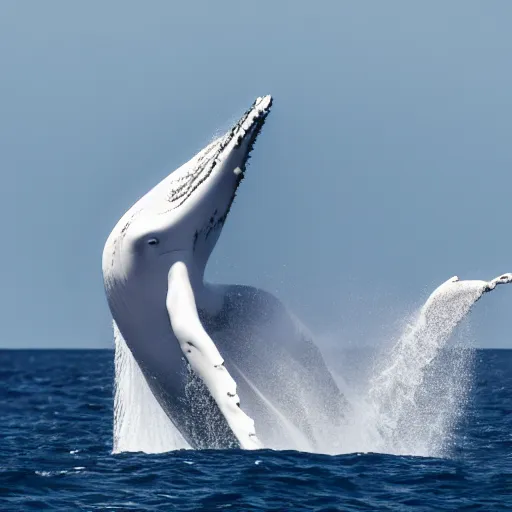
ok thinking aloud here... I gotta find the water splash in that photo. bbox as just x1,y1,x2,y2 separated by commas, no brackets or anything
339,277,490,457
113,322,190,453
113,274,510,456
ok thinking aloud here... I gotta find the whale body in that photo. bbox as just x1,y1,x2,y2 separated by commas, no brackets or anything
102,96,346,451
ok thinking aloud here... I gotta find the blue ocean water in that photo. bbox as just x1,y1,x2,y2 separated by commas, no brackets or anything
0,349,511,511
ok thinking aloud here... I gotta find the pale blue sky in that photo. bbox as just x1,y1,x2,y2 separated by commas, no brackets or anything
1,1,511,348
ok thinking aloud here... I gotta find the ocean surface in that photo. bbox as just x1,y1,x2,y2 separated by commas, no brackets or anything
0,349,511,511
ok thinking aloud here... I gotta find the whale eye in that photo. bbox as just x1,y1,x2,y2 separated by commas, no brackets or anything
147,238,159,246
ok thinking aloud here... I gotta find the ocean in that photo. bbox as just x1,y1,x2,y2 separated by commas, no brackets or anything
1,349,511,511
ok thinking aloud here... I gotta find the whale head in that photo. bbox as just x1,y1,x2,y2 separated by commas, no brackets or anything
103,95,272,286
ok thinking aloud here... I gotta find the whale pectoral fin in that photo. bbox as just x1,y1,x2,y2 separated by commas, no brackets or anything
166,261,262,450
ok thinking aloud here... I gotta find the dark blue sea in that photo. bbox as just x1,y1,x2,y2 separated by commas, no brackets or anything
1,349,511,511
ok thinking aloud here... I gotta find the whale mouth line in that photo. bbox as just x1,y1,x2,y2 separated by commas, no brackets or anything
164,96,273,211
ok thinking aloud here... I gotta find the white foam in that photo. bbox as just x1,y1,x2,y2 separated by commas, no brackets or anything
112,274,509,456
338,277,486,457
113,322,190,454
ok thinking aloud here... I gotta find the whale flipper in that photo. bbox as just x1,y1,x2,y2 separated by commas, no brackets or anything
422,272,512,332
484,273,512,292
166,261,262,450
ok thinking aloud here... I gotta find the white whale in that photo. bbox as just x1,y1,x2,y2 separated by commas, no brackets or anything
102,96,346,451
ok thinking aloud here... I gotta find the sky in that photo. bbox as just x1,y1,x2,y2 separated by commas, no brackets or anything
0,1,511,348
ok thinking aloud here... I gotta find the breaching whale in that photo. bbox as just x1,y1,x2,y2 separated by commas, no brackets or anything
102,96,346,451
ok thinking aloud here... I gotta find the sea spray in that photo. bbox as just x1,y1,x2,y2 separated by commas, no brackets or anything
112,274,511,455
341,276,499,457
113,322,189,453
